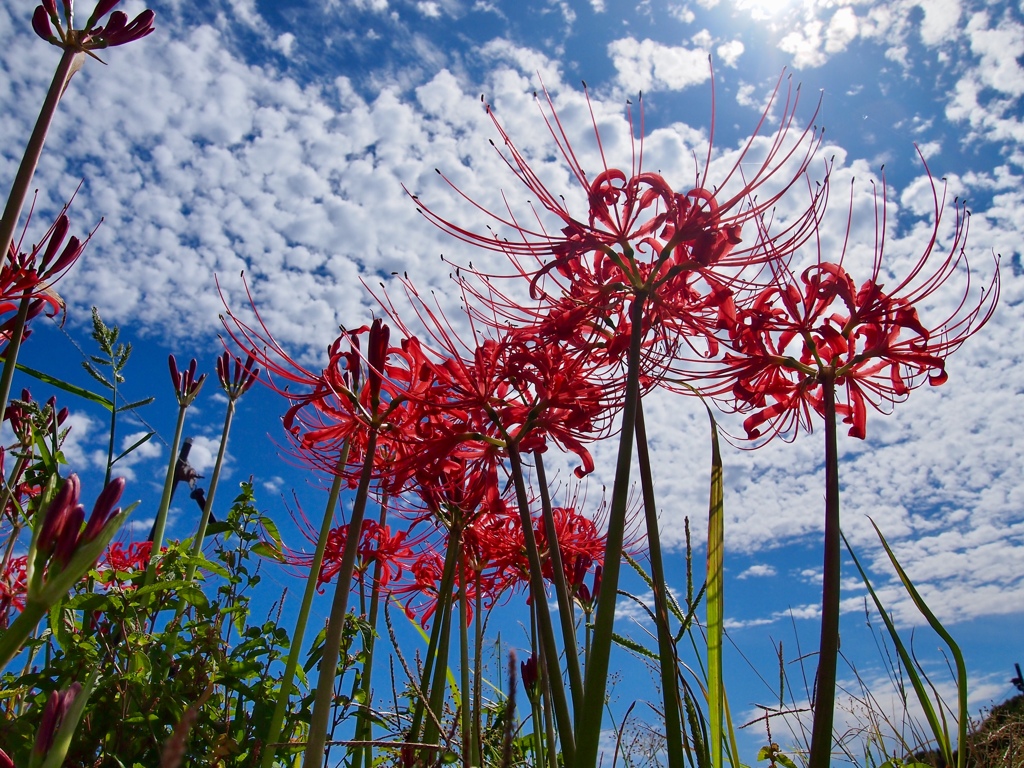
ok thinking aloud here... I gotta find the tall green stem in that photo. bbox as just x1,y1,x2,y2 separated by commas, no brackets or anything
634,401,685,768
352,496,390,768
808,374,841,768
143,403,188,587
507,444,575,764
576,294,646,767
259,451,350,768
407,520,461,746
303,429,379,768
0,48,84,264
186,400,235,576
533,452,584,719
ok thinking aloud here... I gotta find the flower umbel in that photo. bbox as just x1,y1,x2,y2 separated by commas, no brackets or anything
33,0,155,53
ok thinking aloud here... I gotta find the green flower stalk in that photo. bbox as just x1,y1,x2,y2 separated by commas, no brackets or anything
185,353,258,581
143,355,205,587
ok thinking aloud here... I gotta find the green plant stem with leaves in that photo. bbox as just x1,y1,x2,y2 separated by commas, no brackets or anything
506,443,575,763
634,400,686,768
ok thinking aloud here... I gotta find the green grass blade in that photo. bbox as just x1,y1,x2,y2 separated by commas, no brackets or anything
843,526,958,767
866,519,968,768
704,404,725,768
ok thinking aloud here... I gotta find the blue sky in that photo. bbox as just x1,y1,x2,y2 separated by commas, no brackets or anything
2,0,1023,760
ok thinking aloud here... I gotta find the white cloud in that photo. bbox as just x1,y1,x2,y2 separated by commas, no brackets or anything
715,39,744,67
737,564,777,580
416,1,441,18
779,21,827,69
825,7,859,54
607,37,710,93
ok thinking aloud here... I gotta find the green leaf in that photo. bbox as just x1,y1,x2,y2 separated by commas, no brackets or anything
115,397,155,413
705,403,726,768
4,359,115,409
112,431,155,465
252,541,286,562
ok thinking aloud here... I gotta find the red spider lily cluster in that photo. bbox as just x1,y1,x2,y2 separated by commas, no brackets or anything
225,76,997,626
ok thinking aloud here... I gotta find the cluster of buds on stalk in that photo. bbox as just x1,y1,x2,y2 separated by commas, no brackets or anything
33,0,155,53
5,389,68,451
169,355,206,408
216,351,259,401
26,473,133,606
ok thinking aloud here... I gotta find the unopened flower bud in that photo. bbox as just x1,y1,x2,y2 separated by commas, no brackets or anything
50,504,84,568
80,476,125,544
32,6,56,42
37,474,81,558
33,683,81,758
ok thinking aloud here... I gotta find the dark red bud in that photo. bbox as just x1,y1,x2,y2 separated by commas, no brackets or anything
38,474,81,556
32,6,55,41
51,504,84,566
32,683,80,757
40,215,69,269
102,9,127,34
81,476,125,543
168,354,180,388
49,236,83,276
105,9,155,46
87,0,121,27
42,0,57,18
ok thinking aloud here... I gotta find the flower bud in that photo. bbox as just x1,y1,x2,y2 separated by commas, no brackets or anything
80,476,125,544
32,6,56,42
32,683,81,758
37,474,81,558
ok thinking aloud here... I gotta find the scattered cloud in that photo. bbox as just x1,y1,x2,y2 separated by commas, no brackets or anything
607,37,710,93
737,564,778,580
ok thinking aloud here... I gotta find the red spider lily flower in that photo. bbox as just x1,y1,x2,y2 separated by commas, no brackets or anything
0,556,28,627
0,205,94,320
220,278,429,486
289,518,413,592
715,163,999,442
375,278,617,478
533,506,606,587
34,0,154,53
99,540,153,587
408,74,824,377
216,351,259,401
168,355,207,407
